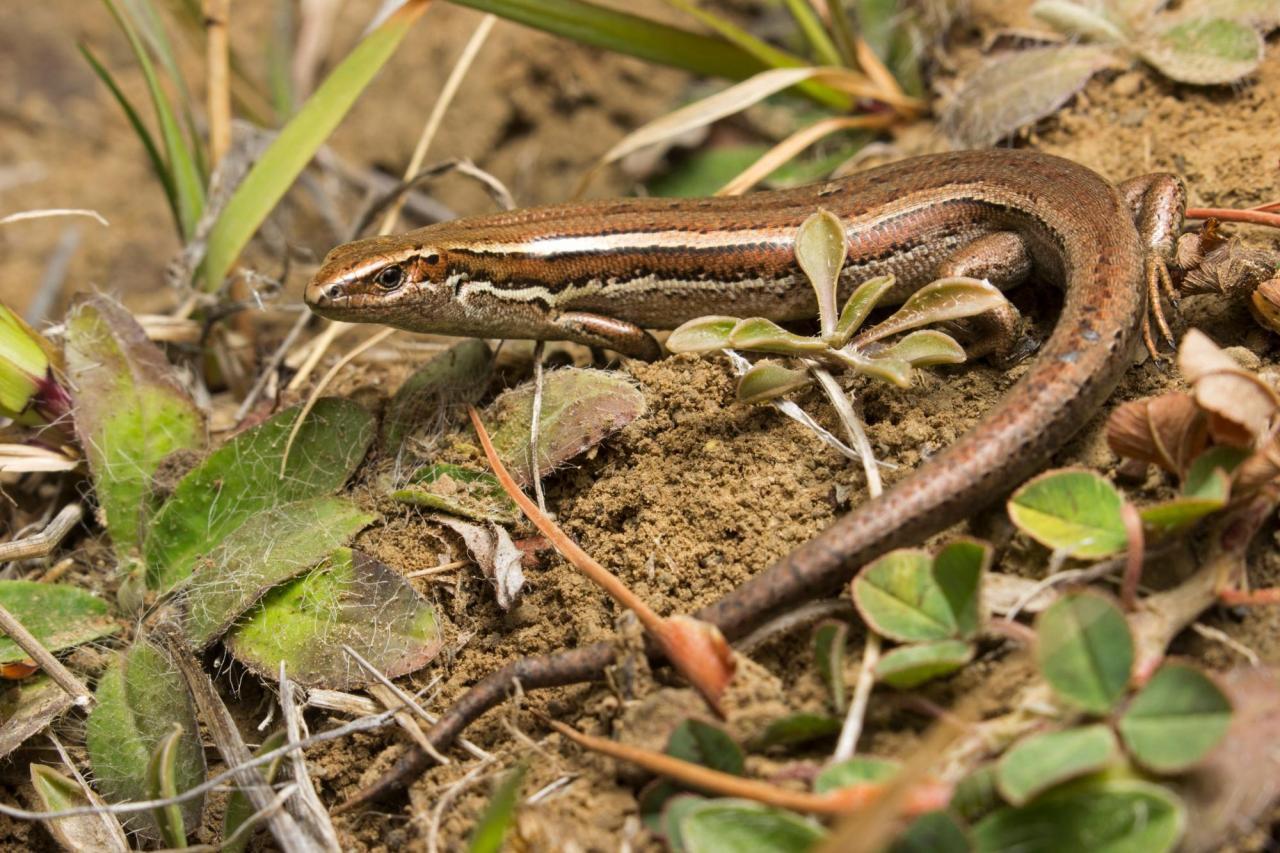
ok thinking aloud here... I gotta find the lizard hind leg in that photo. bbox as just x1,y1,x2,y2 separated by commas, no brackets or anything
1118,172,1188,358
553,310,663,361
936,231,1033,364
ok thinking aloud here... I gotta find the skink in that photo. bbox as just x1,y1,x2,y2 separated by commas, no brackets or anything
307,150,1185,797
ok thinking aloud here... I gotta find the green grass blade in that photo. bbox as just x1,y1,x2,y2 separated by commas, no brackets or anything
103,0,206,239
121,0,208,180
783,0,844,66
79,42,180,230
201,1,429,292
660,0,850,109
444,0,768,79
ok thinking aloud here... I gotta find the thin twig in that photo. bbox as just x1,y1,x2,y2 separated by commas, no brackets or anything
0,503,82,563
278,664,342,852
0,209,108,227
205,0,232,166
733,598,855,655
549,718,949,817
833,632,880,762
235,308,312,423
0,707,399,821
405,559,468,579
379,13,497,234
1186,207,1280,229
811,367,882,496
344,645,452,766
529,340,547,514
48,733,129,852
426,757,497,853
0,601,92,707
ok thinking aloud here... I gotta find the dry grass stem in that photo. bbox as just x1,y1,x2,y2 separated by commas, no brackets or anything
204,0,232,166
279,665,342,851
833,632,880,762
0,601,92,707
0,503,82,562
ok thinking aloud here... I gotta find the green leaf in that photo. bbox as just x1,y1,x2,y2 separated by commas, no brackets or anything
0,581,118,664
876,330,967,368
30,764,129,853
755,712,842,748
102,0,205,239
381,339,492,452
667,316,740,354
1117,662,1232,773
833,275,896,347
782,0,843,66
1007,469,1129,558
814,756,900,794
973,779,1184,853
943,45,1117,148
995,725,1120,806
667,719,745,777
86,642,205,840
661,793,708,852
225,548,441,689
1035,592,1133,714
875,640,974,689
143,397,375,592
854,278,1008,346
145,724,188,848
737,361,812,404
951,765,1002,823
837,349,914,388
1139,496,1225,537
795,209,847,339
891,811,971,853
203,1,428,291
852,541,988,643
469,762,527,853
446,0,768,80
484,368,646,485
392,464,517,524
1183,445,1249,499
813,620,849,714
1031,1,1130,42
1139,16,1263,85
676,798,827,853
182,497,377,648
223,730,286,853
64,294,205,554
728,317,829,355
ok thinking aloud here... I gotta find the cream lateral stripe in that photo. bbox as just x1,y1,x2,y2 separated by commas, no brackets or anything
456,229,793,256
457,273,785,307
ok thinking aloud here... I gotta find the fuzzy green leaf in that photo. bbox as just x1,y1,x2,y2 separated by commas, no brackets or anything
182,497,377,648
1035,591,1133,714
86,642,205,840
392,464,517,524
1139,16,1263,85
381,339,492,452
65,294,205,554
225,548,441,689
143,398,375,592
485,368,645,485
0,581,118,665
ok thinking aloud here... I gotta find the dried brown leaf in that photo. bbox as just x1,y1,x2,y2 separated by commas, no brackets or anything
1178,329,1279,446
1107,392,1207,473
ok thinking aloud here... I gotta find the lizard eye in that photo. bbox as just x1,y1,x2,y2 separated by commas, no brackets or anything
424,253,440,265
376,264,404,290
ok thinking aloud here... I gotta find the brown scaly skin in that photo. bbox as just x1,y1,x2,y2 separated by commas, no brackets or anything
309,151,1186,808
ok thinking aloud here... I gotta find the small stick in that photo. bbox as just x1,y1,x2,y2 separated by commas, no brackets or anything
529,340,547,514
0,602,92,707
278,665,342,852
405,559,468,578
548,717,950,817
204,0,232,167
1185,207,1280,229
0,503,82,563
468,406,734,713
235,308,312,423
833,632,880,762
344,645,452,766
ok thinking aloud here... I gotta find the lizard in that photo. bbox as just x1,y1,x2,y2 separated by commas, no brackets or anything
304,149,1186,803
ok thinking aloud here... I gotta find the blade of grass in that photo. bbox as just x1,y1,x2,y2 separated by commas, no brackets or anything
121,0,208,181
783,0,844,67
444,0,767,79
661,0,850,109
826,0,860,66
78,43,179,228
201,0,430,292
716,113,891,196
103,0,206,239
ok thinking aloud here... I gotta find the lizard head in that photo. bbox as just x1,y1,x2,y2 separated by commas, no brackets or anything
305,232,457,329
